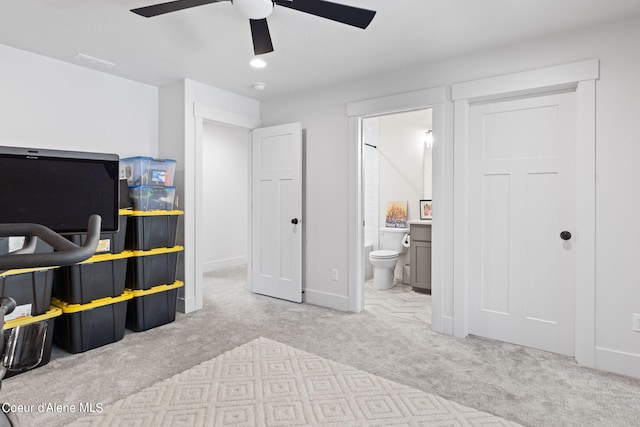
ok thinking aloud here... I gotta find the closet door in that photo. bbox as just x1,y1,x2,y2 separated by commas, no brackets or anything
467,91,576,356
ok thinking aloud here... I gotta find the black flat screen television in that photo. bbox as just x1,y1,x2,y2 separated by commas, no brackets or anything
0,146,119,234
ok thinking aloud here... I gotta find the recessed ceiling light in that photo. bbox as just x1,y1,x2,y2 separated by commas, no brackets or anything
250,58,267,68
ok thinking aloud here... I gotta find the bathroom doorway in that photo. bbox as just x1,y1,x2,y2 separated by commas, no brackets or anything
361,108,433,325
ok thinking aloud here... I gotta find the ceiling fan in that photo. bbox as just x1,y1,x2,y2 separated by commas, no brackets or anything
131,0,377,56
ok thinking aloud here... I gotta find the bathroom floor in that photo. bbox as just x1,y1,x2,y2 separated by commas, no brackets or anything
364,280,432,325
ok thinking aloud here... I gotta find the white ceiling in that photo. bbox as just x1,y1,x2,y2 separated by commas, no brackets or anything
2,0,640,101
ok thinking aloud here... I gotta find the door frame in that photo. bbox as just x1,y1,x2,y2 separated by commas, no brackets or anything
347,86,454,334
192,103,262,310
451,59,599,366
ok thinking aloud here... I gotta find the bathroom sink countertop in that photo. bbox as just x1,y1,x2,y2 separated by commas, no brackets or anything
408,220,432,225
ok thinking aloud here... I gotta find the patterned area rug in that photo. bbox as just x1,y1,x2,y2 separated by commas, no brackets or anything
67,337,521,426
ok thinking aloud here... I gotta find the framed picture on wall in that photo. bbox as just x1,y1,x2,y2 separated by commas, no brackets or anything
420,199,432,220
385,201,408,228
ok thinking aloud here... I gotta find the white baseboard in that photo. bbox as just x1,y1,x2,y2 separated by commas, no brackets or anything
203,256,247,272
432,315,454,335
595,346,640,379
304,289,349,311
177,295,198,314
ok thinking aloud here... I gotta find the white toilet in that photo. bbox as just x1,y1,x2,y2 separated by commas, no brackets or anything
369,227,410,290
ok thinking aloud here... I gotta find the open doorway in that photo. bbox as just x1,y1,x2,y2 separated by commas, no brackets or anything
347,86,449,334
200,120,252,306
361,109,433,325
201,121,250,275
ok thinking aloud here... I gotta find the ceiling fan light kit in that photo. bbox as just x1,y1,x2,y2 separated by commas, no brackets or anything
250,57,267,68
234,0,274,19
131,0,376,55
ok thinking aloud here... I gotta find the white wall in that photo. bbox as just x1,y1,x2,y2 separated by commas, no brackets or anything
260,16,640,378
378,110,432,227
262,91,351,305
158,79,260,313
374,110,432,279
201,122,249,271
5,14,640,378
0,43,157,157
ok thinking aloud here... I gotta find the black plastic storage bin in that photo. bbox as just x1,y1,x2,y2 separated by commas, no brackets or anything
126,280,183,332
125,210,182,251
53,251,133,304
0,267,57,316
2,308,61,378
51,292,132,354
67,210,131,254
126,246,183,291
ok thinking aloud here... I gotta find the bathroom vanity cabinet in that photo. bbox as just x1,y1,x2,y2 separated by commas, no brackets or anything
410,222,431,293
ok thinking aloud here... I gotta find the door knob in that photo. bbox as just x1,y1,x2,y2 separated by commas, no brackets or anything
291,218,299,225
560,231,572,241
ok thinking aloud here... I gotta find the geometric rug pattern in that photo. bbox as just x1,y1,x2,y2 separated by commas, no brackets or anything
67,337,521,426
365,281,432,325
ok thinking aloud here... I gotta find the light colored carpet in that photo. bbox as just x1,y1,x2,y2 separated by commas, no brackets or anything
66,337,521,426
2,265,640,427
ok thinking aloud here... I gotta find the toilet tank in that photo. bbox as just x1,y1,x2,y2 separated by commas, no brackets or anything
379,227,409,253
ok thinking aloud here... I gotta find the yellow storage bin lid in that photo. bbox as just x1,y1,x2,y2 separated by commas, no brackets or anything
128,210,184,217
51,290,133,314
130,245,184,257
3,307,62,330
0,265,58,277
77,250,135,265
119,209,133,216
128,280,184,298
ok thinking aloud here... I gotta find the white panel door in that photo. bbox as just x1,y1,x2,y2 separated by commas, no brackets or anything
251,123,302,303
468,91,576,356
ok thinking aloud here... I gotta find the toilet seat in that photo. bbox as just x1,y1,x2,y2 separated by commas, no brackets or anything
369,250,398,259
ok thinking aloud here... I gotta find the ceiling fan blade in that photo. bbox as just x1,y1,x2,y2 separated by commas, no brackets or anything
274,0,375,29
250,18,274,55
131,0,227,18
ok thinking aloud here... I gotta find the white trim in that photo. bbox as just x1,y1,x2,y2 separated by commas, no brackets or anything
574,79,597,367
452,99,470,338
346,87,452,336
348,87,447,118
190,103,261,311
595,347,640,379
194,103,261,130
347,116,363,312
452,59,599,101
192,115,204,312
441,316,454,335
304,289,350,311
441,101,455,335
247,123,254,294
451,60,599,366
178,111,200,314
430,100,447,334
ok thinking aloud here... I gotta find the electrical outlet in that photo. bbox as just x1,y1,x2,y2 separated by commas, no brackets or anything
633,314,640,332
331,268,338,281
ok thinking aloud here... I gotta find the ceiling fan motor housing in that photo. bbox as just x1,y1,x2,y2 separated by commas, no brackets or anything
130,0,376,56
233,0,274,20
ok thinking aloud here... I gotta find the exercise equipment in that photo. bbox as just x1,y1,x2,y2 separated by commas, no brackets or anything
0,215,101,427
